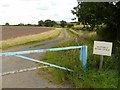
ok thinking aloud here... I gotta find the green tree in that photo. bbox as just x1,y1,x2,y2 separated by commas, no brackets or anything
51,21,58,27
72,2,120,40
5,23,9,26
44,19,57,27
60,20,67,28
44,19,52,27
38,20,44,26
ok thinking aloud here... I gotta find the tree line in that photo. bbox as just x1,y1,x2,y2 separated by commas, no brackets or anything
38,19,69,28
4,19,74,28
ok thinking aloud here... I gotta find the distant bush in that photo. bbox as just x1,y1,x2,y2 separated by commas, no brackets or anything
5,23,10,26
18,23,24,26
26,24,32,26
67,23,74,28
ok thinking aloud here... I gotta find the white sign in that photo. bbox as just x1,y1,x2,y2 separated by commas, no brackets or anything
93,41,113,56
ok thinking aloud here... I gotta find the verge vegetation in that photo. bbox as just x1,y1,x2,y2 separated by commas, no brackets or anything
40,28,119,88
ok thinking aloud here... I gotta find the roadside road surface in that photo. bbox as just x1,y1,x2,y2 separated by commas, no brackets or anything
1,29,71,88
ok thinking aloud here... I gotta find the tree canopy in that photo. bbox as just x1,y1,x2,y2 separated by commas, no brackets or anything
38,20,69,28
38,20,44,26
5,23,9,26
38,19,58,27
60,20,67,28
72,2,120,41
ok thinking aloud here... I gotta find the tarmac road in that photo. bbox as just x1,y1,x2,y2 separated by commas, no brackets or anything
1,29,71,88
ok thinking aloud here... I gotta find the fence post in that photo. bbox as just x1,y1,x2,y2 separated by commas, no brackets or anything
80,46,88,69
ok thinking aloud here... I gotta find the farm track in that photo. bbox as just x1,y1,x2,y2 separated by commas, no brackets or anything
2,29,71,88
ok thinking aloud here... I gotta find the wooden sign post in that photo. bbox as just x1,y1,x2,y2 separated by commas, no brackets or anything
99,55,104,70
93,41,113,70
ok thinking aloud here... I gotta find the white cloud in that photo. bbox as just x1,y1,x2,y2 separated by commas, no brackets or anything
0,0,78,25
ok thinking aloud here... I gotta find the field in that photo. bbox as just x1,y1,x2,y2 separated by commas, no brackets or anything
2,26,54,40
1,26,61,50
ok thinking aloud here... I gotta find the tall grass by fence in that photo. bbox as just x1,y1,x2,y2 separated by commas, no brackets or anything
41,29,119,88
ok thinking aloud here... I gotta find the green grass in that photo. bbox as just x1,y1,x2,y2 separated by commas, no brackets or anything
40,29,119,88
0,28,62,50
72,25,84,30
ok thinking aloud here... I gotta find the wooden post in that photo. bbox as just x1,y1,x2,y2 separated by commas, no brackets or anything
99,55,104,70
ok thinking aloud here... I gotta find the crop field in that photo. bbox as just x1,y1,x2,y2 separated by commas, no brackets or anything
0,28,61,50
2,26,54,40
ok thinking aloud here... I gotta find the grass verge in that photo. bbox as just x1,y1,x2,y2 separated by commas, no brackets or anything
40,28,119,88
0,28,61,50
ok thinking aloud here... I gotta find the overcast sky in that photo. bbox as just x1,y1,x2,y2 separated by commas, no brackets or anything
0,0,78,25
